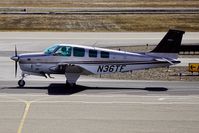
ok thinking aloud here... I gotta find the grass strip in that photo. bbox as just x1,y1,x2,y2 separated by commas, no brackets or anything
0,14,198,31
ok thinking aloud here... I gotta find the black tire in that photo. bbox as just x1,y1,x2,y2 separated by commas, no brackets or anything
66,82,76,88
66,82,71,87
18,80,25,87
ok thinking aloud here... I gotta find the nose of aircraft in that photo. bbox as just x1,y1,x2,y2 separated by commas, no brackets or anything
10,56,19,61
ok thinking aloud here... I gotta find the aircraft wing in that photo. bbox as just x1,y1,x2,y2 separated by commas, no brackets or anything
52,62,93,75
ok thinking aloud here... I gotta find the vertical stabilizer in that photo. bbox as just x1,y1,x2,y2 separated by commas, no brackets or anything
151,29,185,53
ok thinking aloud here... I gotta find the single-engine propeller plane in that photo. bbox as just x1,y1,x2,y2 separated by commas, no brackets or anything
11,29,185,87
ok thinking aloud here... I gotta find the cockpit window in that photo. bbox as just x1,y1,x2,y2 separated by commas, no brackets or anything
44,45,58,55
54,46,72,56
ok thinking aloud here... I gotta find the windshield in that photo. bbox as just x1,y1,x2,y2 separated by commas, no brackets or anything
44,45,58,55
54,46,72,56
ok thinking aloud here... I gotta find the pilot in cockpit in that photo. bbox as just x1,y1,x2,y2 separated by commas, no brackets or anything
55,46,71,56
60,47,67,56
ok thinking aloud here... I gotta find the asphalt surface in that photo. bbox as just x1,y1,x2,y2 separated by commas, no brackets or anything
0,32,198,52
0,79,199,133
0,32,199,133
1,79,199,95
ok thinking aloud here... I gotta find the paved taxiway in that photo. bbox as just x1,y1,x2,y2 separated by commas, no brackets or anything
0,79,199,133
0,32,199,133
0,32,198,52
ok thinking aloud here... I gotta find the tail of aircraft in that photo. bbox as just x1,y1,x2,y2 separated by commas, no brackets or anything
151,29,185,53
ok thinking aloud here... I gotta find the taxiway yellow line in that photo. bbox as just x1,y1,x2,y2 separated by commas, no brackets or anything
17,101,32,133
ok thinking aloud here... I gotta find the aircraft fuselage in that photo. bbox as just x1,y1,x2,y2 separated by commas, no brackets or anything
17,44,177,76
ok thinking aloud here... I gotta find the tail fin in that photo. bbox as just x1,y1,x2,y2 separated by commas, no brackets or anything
151,29,185,53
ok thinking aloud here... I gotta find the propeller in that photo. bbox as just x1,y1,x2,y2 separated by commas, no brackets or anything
10,45,19,77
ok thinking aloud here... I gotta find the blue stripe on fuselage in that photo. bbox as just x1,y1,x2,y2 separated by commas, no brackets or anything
19,53,49,58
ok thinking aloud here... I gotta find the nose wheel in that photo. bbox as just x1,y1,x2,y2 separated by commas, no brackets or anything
18,79,25,87
18,73,26,87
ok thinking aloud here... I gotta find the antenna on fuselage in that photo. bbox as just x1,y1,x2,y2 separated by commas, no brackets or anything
92,42,97,49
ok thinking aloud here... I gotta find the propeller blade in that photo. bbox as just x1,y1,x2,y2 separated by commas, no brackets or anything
15,45,17,57
14,45,18,77
15,61,18,77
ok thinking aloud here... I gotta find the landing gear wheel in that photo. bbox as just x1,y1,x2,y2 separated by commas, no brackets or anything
66,82,76,88
66,82,71,87
18,79,25,87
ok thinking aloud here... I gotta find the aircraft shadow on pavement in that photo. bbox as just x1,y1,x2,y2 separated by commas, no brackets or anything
47,83,168,95
3,83,168,95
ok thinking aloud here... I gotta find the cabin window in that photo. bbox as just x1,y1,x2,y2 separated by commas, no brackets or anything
101,51,109,58
55,46,71,56
73,47,85,57
89,49,97,58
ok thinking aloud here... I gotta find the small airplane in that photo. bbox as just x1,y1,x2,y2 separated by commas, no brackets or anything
11,29,184,87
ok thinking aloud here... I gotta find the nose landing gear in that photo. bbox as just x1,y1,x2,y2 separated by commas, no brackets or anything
18,73,26,88
18,79,25,87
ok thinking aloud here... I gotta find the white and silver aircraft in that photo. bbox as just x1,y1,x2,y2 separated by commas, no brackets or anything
11,29,184,87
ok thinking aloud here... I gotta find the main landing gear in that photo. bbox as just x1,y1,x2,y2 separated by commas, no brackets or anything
18,74,25,87
66,81,76,88
65,73,79,88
